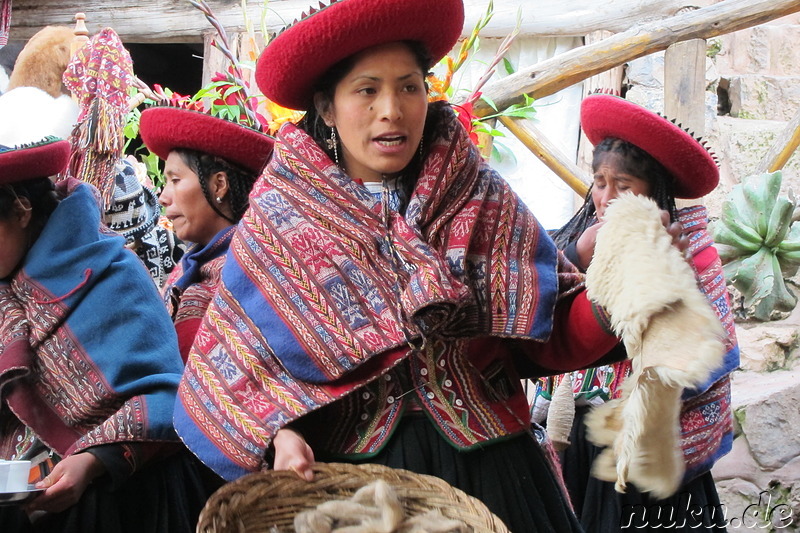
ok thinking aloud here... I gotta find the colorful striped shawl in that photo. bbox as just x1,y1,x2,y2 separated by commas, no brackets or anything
0,179,183,460
176,106,568,480
162,226,234,363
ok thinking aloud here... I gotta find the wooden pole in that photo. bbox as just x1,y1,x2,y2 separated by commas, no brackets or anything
71,12,89,56
664,37,708,209
467,0,800,116
498,115,591,197
754,110,800,175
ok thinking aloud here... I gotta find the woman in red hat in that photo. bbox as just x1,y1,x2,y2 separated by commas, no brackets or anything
173,1,621,530
138,106,274,363
0,137,209,532
545,93,739,531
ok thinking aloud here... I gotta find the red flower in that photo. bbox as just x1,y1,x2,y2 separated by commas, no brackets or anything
453,101,480,146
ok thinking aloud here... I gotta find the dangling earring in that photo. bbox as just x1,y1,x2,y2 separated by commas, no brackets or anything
327,127,340,165
418,133,424,159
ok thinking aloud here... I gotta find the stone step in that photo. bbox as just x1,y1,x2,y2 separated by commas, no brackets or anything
722,74,800,122
703,116,800,217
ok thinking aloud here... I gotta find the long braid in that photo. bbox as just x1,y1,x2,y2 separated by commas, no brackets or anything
225,169,258,220
550,186,596,249
176,148,258,223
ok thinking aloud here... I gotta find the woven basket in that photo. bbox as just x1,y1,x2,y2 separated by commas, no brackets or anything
196,462,511,533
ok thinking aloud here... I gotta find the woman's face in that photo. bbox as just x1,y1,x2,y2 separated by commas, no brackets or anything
0,198,32,279
319,41,429,183
591,151,652,220
159,152,230,246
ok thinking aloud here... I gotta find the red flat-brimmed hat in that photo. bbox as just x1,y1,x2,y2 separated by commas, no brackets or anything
139,107,275,174
256,0,465,111
581,94,719,199
0,137,70,186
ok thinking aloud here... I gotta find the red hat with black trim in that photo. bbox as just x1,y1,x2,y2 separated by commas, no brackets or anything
581,94,719,199
139,107,275,174
0,136,70,186
256,0,465,111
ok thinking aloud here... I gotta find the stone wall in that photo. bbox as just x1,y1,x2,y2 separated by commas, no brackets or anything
626,13,800,532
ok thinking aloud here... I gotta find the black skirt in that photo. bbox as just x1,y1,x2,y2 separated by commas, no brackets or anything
562,406,727,532
0,450,221,533
341,414,583,533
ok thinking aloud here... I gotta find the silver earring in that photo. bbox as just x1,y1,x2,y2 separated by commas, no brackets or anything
216,196,222,204
327,128,340,165
418,133,424,159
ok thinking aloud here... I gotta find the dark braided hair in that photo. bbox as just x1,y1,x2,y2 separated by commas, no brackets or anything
551,137,677,249
299,40,441,210
174,148,258,223
0,178,59,227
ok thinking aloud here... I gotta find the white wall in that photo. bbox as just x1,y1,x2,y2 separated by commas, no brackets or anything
447,35,583,231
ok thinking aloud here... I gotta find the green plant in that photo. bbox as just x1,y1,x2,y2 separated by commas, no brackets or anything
712,171,800,320
429,1,536,159
707,38,722,59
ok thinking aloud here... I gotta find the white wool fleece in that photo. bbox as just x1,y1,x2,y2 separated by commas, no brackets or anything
0,86,79,146
584,193,725,498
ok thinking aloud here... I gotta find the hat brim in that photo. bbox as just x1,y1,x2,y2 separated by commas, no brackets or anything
580,94,718,199
256,0,465,110
139,107,274,174
0,139,70,185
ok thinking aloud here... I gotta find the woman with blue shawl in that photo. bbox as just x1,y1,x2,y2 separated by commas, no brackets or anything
0,137,208,532
138,106,274,363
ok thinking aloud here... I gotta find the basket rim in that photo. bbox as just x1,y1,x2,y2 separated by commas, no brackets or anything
197,461,511,533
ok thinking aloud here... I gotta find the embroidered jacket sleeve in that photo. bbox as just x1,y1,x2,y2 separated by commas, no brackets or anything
511,289,619,377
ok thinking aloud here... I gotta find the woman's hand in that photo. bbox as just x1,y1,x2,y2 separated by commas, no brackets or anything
661,211,690,256
579,212,688,270
575,222,603,270
272,427,315,481
24,452,106,514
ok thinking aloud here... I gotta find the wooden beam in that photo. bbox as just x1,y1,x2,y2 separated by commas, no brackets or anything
664,38,707,208
664,39,706,137
498,115,591,197
754,109,800,175
7,0,701,43
467,0,800,116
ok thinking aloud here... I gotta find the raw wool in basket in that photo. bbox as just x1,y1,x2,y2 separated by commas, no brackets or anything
293,480,470,533
583,194,725,499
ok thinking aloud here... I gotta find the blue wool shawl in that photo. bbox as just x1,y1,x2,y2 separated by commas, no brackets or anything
0,180,183,459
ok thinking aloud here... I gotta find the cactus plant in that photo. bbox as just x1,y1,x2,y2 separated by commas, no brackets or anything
712,171,800,321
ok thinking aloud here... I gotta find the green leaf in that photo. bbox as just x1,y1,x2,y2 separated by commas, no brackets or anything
123,121,138,140
223,85,244,99
139,152,165,190
480,94,498,112
193,87,222,100
490,140,518,166
503,57,515,75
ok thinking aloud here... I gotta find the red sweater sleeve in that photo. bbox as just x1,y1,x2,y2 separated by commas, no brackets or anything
514,290,620,374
